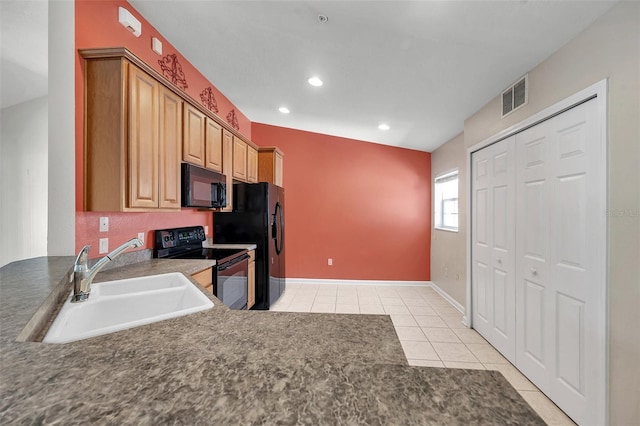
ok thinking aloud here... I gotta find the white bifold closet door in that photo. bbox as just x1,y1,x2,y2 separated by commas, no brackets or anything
515,98,603,425
472,97,605,425
471,136,516,362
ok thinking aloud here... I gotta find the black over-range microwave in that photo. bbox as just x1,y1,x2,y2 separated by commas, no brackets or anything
181,163,227,209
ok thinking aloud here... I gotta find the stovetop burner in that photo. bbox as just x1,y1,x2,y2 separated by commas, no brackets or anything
153,226,246,263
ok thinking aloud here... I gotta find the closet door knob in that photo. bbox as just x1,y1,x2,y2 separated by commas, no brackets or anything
497,258,502,264
531,268,538,276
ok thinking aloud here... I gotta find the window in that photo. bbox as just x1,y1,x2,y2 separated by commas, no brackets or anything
434,170,459,231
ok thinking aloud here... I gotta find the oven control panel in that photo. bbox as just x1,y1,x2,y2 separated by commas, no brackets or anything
155,226,206,249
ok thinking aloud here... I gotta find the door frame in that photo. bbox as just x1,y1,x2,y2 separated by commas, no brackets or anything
464,79,609,424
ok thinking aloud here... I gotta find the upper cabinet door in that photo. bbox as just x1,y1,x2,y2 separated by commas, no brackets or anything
247,146,258,183
258,147,284,187
221,130,234,212
205,118,223,172
232,137,248,181
128,65,159,209
274,150,284,187
183,104,206,167
158,85,183,209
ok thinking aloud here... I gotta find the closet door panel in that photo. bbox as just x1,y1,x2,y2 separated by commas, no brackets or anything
515,123,551,390
523,280,545,365
472,137,516,362
547,100,599,422
475,260,490,322
489,139,516,361
492,268,509,338
472,149,493,331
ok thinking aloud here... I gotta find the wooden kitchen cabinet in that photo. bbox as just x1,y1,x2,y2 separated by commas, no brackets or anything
182,104,206,167
158,85,183,209
84,57,182,211
191,267,213,294
182,106,223,173
127,65,159,209
232,137,248,181
247,146,258,183
183,106,223,173
82,47,260,212
232,137,258,183
205,118,223,172
247,250,255,309
221,129,234,212
258,147,284,187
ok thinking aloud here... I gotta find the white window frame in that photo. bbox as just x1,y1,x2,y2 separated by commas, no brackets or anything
434,169,459,232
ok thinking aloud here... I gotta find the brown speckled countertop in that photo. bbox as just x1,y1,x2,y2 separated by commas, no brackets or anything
0,257,544,425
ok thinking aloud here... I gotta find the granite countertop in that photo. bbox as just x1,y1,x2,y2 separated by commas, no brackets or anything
0,257,544,425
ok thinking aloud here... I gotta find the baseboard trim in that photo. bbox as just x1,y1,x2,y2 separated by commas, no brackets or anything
286,278,430,287
428,281,466,315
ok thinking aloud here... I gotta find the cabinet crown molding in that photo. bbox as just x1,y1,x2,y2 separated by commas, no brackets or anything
79,47,257,150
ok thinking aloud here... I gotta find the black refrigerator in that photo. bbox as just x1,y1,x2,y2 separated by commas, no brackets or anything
213,182,285,310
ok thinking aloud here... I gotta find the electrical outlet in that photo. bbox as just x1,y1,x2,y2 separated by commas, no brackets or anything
328,258,333,266
137,232,145,244
99,216,109,232
99,238,109,254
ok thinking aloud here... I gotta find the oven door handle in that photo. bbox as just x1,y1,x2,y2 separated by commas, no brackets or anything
217,253,250,271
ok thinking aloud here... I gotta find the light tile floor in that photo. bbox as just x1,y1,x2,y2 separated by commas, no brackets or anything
270,283,576,426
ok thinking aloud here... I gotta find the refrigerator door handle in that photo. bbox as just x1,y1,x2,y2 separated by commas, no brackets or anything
274,202,283,255
271,213,277,242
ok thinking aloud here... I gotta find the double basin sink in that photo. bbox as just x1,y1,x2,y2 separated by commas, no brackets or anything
44,273,214,344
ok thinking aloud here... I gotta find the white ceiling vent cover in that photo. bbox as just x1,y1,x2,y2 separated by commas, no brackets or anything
502,74,528,118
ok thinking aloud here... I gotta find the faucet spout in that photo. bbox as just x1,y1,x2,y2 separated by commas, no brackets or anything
71,237,143,302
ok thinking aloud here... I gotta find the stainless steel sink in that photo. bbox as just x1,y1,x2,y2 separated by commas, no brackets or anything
43,273,213,344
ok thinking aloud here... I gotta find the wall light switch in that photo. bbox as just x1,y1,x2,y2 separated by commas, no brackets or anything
138,232,145,244
204,226,209,235
328,258,333,266
99,216,109,232
99,238,109,254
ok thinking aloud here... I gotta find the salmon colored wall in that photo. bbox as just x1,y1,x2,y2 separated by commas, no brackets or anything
251,123,432,281
74,0,250,256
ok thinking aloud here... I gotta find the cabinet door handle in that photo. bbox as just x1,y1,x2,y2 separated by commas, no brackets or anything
497,258,502,264
531,268,538,276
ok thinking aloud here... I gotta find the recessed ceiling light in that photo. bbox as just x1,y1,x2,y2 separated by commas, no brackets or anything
308,76,323,87
378,123,390,131
278,106,290,114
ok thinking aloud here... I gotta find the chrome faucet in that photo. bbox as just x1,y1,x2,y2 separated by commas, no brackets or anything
72,237,143,302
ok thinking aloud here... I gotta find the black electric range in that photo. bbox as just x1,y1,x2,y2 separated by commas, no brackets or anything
154,226,250,309
154,226,246,261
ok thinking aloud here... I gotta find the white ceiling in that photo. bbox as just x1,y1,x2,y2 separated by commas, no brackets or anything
130,0,617,152
0,1,48,109
0,1,617,151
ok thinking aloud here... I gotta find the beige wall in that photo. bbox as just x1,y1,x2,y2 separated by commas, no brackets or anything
430,132,466,307
48,0,75,256
0,97,48,267
462,2,639,424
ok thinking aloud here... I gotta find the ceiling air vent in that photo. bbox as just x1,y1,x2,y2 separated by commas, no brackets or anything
501,74,528,118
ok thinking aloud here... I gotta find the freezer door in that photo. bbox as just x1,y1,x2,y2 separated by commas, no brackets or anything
268,185,285,306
